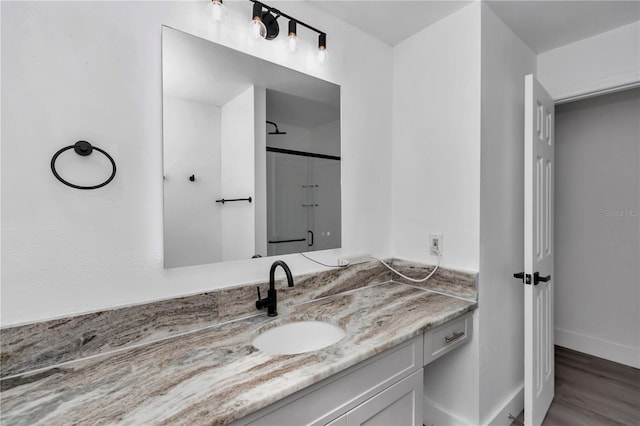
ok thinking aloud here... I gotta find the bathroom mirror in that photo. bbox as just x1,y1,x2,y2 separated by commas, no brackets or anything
162,27,341,268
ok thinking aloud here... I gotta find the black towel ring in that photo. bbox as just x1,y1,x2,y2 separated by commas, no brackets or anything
51,141,116,190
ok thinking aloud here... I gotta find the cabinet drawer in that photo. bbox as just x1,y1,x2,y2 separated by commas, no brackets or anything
423,312,472,365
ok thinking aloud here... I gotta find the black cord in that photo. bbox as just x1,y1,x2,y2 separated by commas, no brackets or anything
299,252,348,268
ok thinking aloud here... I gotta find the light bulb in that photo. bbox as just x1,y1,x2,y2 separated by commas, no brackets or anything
249,18,267,40
288,34,298,53
288,20,298,53
208,0,227,22
317,33,328,64
249,3,267,40
317,46,328,64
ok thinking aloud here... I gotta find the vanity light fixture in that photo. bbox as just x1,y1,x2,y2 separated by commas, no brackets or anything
208,0,228,23
246,0,327,61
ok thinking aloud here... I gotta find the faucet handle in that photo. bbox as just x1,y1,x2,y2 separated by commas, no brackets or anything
255,286,268,310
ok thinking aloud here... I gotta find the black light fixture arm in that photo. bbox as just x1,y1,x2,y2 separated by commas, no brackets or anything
249,0,326,39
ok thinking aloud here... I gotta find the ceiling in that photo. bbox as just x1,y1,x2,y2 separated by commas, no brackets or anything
309,0,473,46
308,0,640,52
487,1,640,53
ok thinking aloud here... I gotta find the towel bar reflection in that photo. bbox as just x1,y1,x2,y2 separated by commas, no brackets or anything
268,238,306,244
216,197,252,204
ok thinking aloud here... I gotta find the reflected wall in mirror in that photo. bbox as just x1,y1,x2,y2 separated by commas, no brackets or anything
162,27,341,268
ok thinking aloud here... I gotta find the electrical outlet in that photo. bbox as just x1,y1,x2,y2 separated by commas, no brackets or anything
429,234,443,255
338,254,373,266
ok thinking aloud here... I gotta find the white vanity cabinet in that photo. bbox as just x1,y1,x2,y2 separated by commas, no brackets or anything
238,335,423,426
234,312,473,426
328,369,423,426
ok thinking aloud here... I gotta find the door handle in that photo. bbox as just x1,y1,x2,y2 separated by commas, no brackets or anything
533,272,551,285
513,272,531,285
307,230,314,247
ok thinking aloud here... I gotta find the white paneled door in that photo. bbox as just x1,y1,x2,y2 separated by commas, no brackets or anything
524,74,555,426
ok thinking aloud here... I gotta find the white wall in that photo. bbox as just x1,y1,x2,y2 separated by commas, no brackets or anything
391,2,481,274
309,120,341,158
392,3,481,424
391,4,538,424
537,21,640,102
479,4,537,424
163,96,222,268
220,86,256,261
0,1,393,325
554,88,640,368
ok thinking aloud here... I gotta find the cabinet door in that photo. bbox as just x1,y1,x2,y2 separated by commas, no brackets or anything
346,369,423,426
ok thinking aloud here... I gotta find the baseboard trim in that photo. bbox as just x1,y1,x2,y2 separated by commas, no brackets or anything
555,328,640,368
423,384,524,426
423,396,472,426
481,384,524,426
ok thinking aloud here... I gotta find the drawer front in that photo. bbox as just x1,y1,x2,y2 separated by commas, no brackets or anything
423,312,472,365
242,335,423,426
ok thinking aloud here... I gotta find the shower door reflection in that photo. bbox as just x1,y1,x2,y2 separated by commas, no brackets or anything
266,149,341,256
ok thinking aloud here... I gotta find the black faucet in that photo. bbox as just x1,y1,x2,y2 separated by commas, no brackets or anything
255,260,294,316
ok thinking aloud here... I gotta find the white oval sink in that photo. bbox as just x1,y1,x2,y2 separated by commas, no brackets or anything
253,321,346,355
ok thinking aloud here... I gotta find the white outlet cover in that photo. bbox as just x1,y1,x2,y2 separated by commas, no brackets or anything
429,234,443,255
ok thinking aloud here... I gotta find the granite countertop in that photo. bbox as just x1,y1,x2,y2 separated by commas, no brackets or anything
0,281,476,425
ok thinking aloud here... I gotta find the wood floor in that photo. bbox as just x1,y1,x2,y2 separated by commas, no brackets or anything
512,346,640,426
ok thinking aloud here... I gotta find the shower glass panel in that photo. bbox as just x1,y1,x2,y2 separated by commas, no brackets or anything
266,151,341,256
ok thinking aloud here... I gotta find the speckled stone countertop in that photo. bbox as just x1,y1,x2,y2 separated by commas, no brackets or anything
0,281,476,426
